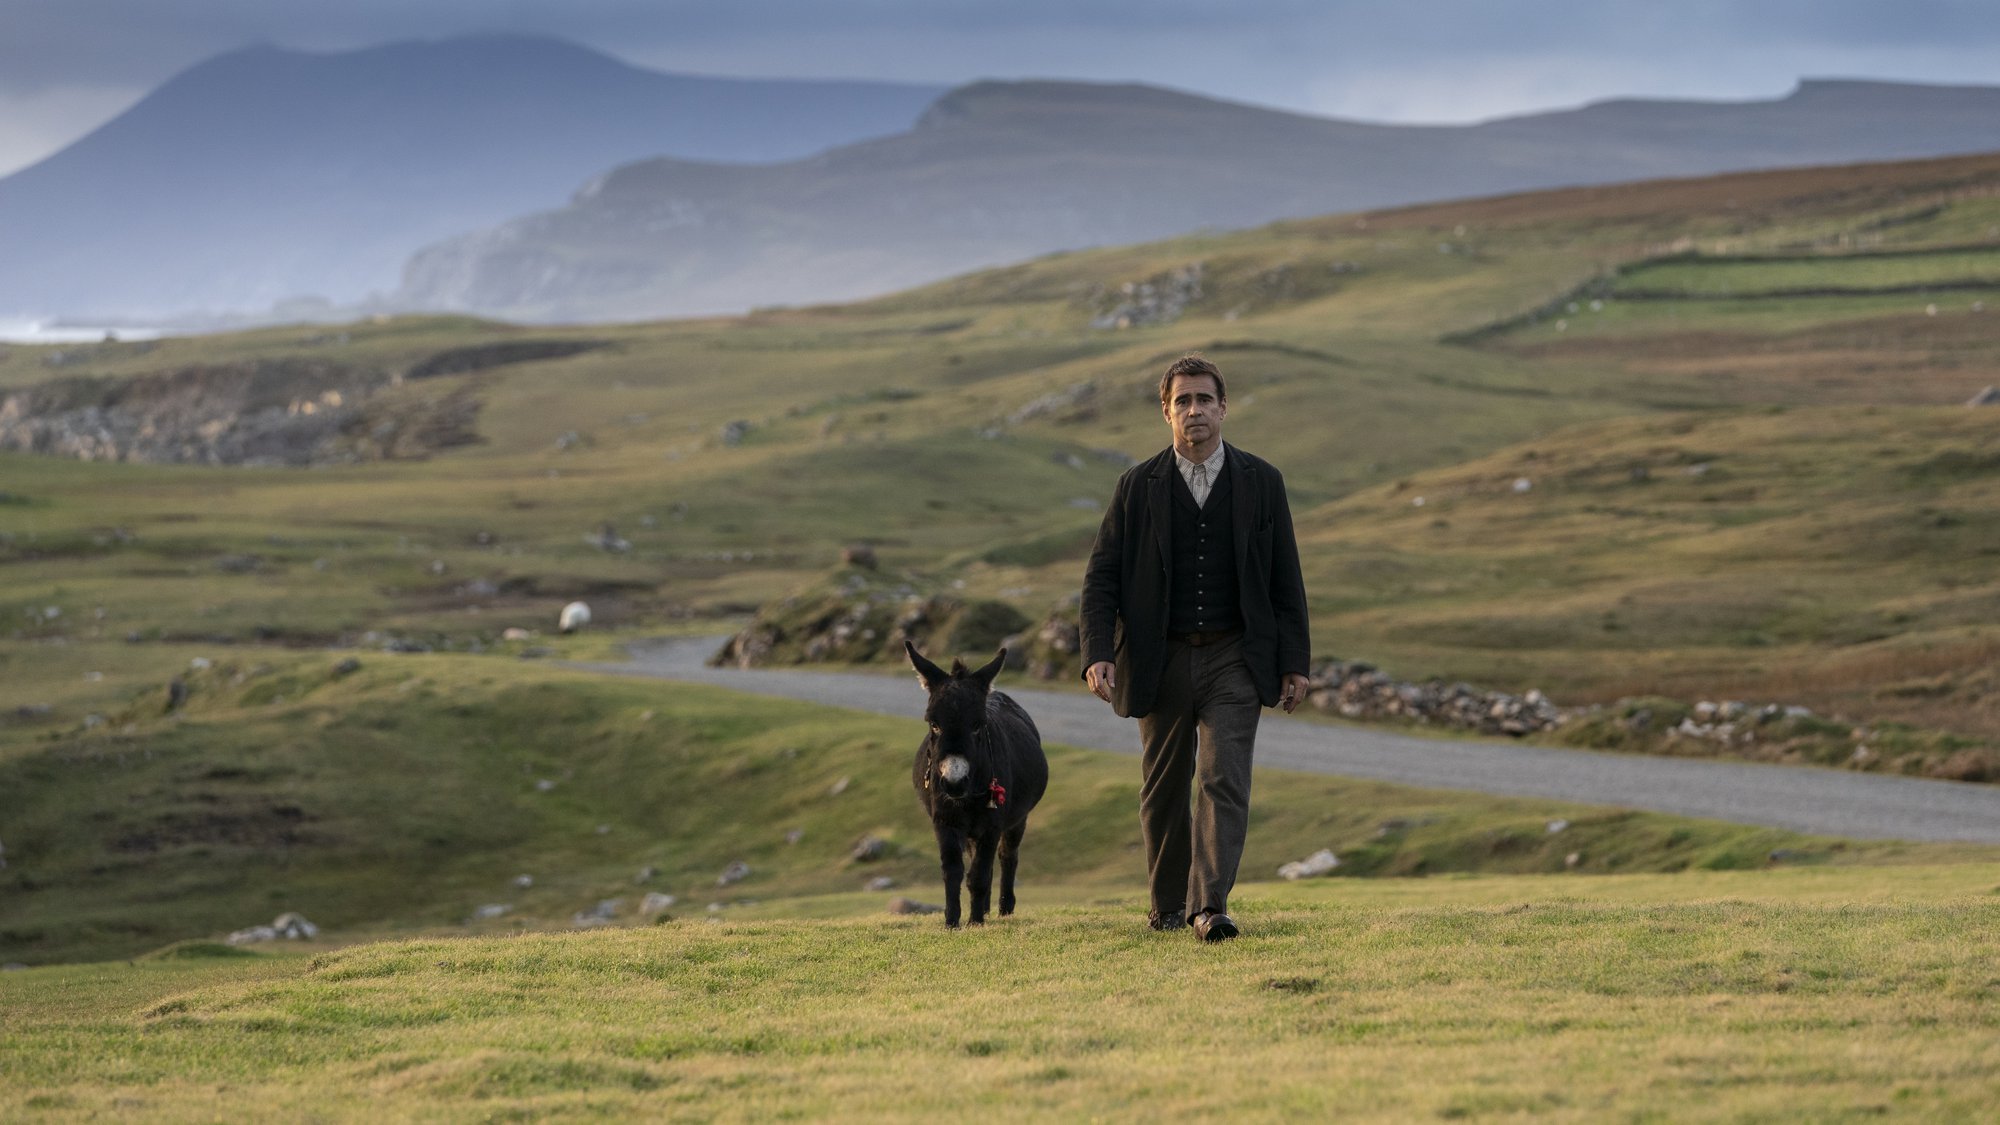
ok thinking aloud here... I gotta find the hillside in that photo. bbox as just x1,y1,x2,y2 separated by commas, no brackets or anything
14,651,1970,967
5,866,1998,1119
395,77,2000,321
0,35,942,321
3,151,2000,969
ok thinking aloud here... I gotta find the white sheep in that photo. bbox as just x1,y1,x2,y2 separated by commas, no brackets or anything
558,601,592,633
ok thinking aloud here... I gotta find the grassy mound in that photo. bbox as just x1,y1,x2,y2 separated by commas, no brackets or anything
5,865,1997,1119
7,655,1984,966
711,565,1031,668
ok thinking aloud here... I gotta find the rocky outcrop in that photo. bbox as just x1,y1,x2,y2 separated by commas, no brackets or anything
712,567,1031,669
1305,660,1568,737
1089,263,1204,329
0,359,484,465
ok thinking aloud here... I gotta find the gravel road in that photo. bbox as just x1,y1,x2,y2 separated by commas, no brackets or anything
569,637,2000,844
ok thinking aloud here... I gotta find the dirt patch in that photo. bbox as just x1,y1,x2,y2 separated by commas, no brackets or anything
405,339,610,380
111,804,323,854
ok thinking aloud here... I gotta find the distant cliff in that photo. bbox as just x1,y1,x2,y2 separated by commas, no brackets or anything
396,78,2000,321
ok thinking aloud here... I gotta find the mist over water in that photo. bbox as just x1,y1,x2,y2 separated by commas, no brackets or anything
0,319,164,344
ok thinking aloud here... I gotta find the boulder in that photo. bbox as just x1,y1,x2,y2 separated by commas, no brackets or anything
572,898,623,927
226,912,320,945
887,897,943,915
1277,849,1340,880
271,912,319,940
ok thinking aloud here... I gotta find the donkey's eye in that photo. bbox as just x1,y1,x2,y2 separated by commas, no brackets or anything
930,724,940,734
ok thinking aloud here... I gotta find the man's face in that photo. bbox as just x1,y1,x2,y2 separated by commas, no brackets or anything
1162,373,1226,451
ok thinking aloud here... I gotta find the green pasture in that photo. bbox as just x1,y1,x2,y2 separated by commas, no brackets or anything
1614,248,2000,298
4,864,1997,1121
5,151,2000,1008
1291,405,2000,741
1493,291,2000,345
14,652,1976,967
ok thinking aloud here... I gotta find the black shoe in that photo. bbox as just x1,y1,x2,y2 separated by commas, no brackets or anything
1192,911,1238,942
1148,910,1186,932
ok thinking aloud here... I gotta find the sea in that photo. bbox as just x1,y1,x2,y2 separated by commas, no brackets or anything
0,318,165,344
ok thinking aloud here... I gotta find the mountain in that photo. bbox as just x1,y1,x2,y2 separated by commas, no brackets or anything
0,35,943,321
396,78,2000,321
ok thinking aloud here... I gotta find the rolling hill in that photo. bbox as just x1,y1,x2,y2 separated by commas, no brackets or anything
395,77,2000,321
2,149,1998,970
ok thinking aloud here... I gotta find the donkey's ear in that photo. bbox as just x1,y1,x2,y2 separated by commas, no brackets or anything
971,647,1007,688
905,640,947,690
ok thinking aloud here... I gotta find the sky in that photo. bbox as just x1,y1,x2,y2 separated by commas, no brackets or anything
4,0,1999,177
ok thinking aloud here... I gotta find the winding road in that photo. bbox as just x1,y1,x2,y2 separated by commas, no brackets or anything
570,637,2000,844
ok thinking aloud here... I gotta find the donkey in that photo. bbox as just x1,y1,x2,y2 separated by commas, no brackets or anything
905,641,1048,928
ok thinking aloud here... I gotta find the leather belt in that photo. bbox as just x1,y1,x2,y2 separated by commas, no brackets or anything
1169,628,1241,647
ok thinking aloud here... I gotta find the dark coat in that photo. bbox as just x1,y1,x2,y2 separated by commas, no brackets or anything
1079,443,1310,718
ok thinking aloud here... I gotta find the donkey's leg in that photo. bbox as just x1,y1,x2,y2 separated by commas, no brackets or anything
967,831,999,925
997,822,1026,916
934,824,965,928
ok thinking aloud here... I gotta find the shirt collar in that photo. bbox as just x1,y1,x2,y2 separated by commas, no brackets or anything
1174,442,1226,478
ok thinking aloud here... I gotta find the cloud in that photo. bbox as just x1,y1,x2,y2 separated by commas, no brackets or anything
0,85,148,178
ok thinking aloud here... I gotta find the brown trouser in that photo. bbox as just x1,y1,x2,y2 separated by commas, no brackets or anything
1138,632,1261,925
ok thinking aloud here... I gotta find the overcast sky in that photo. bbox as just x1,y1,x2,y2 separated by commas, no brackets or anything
4,0,1998,177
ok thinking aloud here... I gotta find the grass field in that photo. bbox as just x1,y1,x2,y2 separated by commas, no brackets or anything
4,145,2000,1125
15,654,1977,967
4,864,1997,1121
1612,248,2000,298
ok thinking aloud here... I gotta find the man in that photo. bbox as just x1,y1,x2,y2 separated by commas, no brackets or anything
1079,354,1311,942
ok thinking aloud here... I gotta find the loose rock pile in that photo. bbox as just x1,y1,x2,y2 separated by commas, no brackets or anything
1305,659,1567,737
1008,601,1083,681
226,911,319,945
1090,263,1205,329
711,567,1028,669
0,358,487,466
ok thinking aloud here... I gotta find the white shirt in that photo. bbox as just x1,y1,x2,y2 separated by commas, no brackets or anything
1175,443,1227,509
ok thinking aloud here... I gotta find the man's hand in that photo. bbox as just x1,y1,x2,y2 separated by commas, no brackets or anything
1086,661,1116,704
1279,672,1311,714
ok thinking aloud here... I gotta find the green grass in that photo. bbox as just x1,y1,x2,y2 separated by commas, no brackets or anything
7,149,2000,982
4,865,1997,1120
1614,248,2000,298
7,653,1984,967
1500,291,1993,342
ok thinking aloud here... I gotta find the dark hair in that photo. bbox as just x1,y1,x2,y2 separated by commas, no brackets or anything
1158,355,1225,404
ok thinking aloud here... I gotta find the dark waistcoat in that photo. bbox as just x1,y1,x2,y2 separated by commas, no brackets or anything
1168,464,1241,634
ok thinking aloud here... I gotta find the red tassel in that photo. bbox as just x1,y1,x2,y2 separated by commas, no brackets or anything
987,779,1007,807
